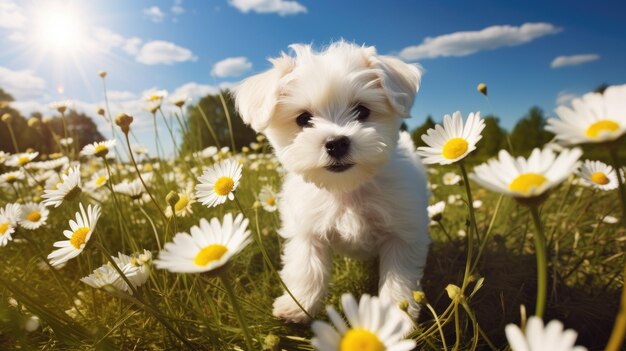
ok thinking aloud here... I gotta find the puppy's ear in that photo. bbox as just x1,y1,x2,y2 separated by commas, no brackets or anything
233,54,295,132
372,56,422,117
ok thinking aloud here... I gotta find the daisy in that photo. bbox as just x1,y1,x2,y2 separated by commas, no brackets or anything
577,160,618,191
311,293,416,351
41,165,82,208
547,84,626,145
195,159,242,208
442,172,461,185
165,187,195,218
470,148,582,201
81,263,138,294
80,139,117,158
416,111,485,165
259,186,278,212
47,203,101,267
87,172,109,190
113,178,145,200
0,203,21,225
18,202,49,230
0,215,16,247
59,137,73,147
505,316,587,351
427,201,445,225
0,170,24,185
154,213,251,273
112,250,152,288
29,157,68,172
6,152,39,167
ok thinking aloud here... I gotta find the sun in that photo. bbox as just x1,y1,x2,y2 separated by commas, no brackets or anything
33,5,85,54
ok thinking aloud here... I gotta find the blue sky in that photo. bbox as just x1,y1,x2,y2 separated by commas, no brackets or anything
1,0,625,154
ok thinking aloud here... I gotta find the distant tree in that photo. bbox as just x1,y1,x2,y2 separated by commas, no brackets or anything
509,107,554,156
45,110,104,151
410,115,436,148
471,115,508,159
181,91,256,153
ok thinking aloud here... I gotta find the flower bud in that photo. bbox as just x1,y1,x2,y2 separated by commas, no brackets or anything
166,191,180,208
97,107,105,116
445,284,463,303
28,117,40,128
477,83,487,96
413,291,427,304
115,113,133,134
98,71,107,78
1,113,11,122
398,300,409,311
263,333,280,351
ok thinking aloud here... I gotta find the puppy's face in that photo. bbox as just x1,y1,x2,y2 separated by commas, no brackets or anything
234,42,421,191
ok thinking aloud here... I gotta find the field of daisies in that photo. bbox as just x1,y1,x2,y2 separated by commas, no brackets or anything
0,80,625,351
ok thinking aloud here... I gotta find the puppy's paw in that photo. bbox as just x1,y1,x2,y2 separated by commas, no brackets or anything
273,294,311,323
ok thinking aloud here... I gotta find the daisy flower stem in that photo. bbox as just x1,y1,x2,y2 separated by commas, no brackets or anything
218,91,237,151
139,204,162,250
21,167,44,188
452,302,461,351
459,162,477,290
252,207,313,320
605,263,626,351
197,104,221,149
219,273,255,350
123,133,168,223
5,121,20,153
425,303,448,351
103,158,136,252
436,220,453,242
460,302,497,351
9,183,23,202
609,147,626,226
158,107,180,160
529,205,547,318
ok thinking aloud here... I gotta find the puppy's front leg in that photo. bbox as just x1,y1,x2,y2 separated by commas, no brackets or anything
273,235,331,323
378,237,427,318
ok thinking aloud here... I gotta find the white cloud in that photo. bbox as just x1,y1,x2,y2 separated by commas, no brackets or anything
399,22,562,61
550,54,600,68
171,0,185,15
0,0,26,29
211,57,252,77
556,91,577,106
0,66,46,100
229,0,306,16
136,40,197,65
107,90,137,100
143,6,166,22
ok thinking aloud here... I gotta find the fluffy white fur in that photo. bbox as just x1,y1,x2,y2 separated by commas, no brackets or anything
233,41,431,322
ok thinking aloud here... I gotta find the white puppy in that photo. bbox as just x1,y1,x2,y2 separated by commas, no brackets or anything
233,41,430,323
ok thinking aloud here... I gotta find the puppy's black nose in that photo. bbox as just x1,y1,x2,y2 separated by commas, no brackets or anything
325,136,350,159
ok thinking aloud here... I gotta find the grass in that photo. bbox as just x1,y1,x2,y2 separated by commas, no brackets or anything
1,112,625,351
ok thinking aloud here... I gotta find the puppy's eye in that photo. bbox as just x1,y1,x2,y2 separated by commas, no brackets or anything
354,105,370,121
296,112,313,127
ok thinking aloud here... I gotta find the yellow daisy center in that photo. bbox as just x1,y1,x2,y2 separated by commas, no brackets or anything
94,144,108,154
143,163,153,172
509,173,548,195
214,177,235,196
27,211,41,222
0,222,9,235
442,138,469,160
6,175,16,182
591,172,609,185
70,227,90,249
340,329,385,351
266,197,276,206
95,175,108,187
174,195,189,212
585,120,619,138
18,156,30,165
194,244,228,266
